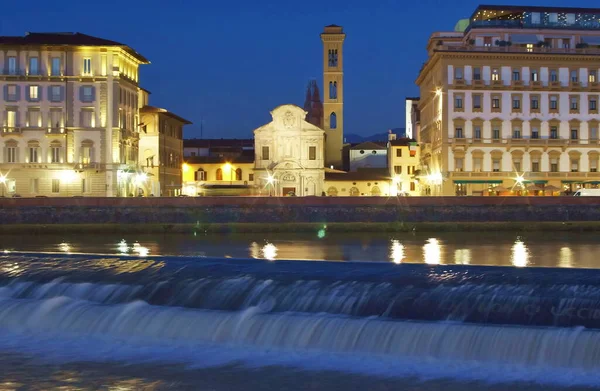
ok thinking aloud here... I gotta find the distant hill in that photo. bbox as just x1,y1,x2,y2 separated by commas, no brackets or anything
344,128,405,143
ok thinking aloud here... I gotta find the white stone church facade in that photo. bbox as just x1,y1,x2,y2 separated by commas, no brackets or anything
253,105,325,196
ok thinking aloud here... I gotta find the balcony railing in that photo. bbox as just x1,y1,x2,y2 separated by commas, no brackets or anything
449,171,600,179
436,44,600,56
1,127,22,135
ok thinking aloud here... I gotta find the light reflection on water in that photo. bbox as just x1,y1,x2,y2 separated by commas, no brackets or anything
511,238,530,268
1,232,600,268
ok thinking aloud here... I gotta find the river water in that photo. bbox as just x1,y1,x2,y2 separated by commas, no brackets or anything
0,232,600,389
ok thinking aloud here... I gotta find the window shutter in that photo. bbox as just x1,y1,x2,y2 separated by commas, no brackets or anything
194,171,198,181
15,111,20,127
91,86,96,101
37,85,42,101
60,86,65,102
3,85,7,101
25,86,30,102
15,86,21,101
79,86,84,102
47,86,52,101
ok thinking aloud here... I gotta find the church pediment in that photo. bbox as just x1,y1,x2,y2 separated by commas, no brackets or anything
272,160,305,170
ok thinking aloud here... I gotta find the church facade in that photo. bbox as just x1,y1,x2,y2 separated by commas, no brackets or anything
254,104,325,196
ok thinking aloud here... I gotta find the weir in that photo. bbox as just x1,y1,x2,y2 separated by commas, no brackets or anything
0,253,599,385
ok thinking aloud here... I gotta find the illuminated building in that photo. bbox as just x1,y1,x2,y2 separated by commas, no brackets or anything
0,32,148,197
416,5,600,196
321,25,346,169
138,89,191,196
388,137,420,196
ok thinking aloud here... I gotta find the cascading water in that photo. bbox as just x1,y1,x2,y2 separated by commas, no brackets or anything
0,253,600,387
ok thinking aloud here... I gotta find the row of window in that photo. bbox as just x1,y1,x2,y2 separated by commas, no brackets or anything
194,168,254,182
455,66,598,84
455,126,590,141
260,146,319,160
393,165,418,175
2,85,94,103
2,140,93,164
453,120,600,141
453,93,598,113
3,177,92,195
394,148,417,158
454,155,596,174
2,108,99,129
2,56,92,76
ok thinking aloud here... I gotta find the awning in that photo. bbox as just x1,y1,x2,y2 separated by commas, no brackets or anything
453,180,503,184
561,180,585,183
584,180,600,185
522,180,548,184
510,34,538,44
581,36,600,45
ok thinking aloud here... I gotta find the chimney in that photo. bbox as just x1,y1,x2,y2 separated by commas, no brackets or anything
388,130,396,141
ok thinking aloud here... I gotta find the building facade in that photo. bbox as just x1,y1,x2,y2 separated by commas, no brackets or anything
0,32,148,197
138,89,191,196
416,5,600,196
388,138,420,196
321,25,346,169
254,104,325,196
405,98,420,140
348,141,388,171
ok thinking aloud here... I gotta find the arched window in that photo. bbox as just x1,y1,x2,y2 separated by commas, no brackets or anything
216,168,223,181
329,112,337,129
195,169,206,181
329,81,337,99
349,187,360,196
327,186,338,196
235,168,242,181
371,186,382,196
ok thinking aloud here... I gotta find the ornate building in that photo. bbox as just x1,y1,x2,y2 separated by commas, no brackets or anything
254,104,325,196
0,32,148,197
417,5,600,196
321,25,346,169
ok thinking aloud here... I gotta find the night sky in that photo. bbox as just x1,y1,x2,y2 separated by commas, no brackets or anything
0,0,593,138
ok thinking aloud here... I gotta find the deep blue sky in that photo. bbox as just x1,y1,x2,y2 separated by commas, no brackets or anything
0,0,592,138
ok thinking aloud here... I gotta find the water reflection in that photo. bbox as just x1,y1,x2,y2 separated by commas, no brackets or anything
511,238,529,267
117,239,129,255
262,243,278,261
390,240,405,264
559,247,573,268
423,238,442,265
58,242,71,253
249,242,261,259
132,242,149,257
454,249,471,265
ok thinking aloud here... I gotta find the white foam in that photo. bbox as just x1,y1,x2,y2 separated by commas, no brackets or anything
0,296,597,387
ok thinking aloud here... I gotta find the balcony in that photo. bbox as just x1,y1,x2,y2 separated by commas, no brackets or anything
531,81,543,90
1,127,22,135
435,44,600,57
46,127,65,135
472,79,485,89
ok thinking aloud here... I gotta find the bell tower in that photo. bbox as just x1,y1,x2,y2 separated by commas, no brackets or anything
321,25,345,169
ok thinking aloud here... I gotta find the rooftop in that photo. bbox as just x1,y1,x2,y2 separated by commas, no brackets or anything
0,32,149,63
389,138,418,147
140,106,192,124
184,138,254,149
325,168,391,182
468,5,600,32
